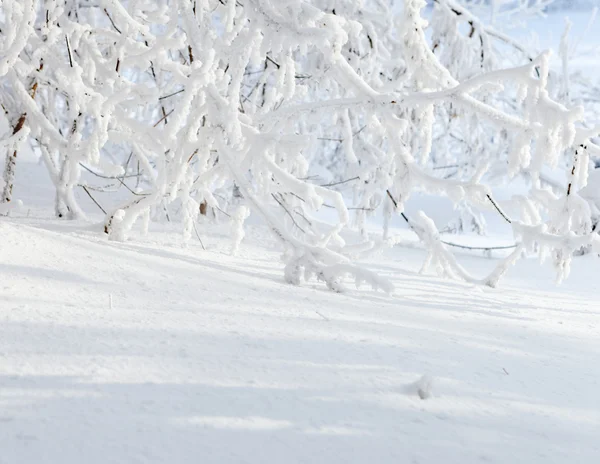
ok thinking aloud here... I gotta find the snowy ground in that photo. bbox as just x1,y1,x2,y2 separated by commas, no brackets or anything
1,157,600,464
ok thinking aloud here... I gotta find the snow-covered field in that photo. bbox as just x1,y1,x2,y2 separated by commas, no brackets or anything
2,157,600,464
2,6,600,464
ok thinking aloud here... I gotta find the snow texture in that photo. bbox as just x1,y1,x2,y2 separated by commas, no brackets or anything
1,160,600,464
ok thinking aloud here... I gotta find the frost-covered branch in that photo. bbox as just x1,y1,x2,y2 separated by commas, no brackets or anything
1,0,599,291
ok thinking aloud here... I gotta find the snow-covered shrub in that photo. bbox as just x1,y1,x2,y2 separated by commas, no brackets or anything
547,0,596,11
1,0,599,291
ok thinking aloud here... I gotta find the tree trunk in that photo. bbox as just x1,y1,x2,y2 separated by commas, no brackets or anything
1,64,40,212
1,114,27,208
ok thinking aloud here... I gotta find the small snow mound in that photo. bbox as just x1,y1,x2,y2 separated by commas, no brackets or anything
404,374,434,400
108,209,127,241
416,375,434,399
0,199,23,215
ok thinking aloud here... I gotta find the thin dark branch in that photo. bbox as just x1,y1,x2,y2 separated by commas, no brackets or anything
80,185,106,214
486,194,512,224
79,184,119,193
387,190,516,252
386,189,412,225
114,175,149,196
317,125,367,144
192,221,206,250
265,55,280,69
153,109,174,127
65,35,73,68
79,162,142,180
317,137,343,142
353,125,367,137
294,208,313,227
319,176,359,187
103,8,121,33
284,190,371,211
215,205,231,218
159,89,185,101
441,241,516,251
433,164,462,170
272,193,305,233
321,203,373,211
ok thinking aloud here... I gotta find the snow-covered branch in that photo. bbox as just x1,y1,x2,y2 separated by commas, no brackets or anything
1,0,599,291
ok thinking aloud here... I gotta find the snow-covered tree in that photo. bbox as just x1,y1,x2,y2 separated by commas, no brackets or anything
1,0,599,291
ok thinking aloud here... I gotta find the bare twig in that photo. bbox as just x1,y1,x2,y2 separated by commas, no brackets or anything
103,8,121,33
192,221,206,250
79,162,142,180
215,205,231,218
486,194,512,224
153,109,174,127
159,89,185,101
386,190,516,252
80,185,106,214
272,193,306,233
319,176,359,187
65,35,73,68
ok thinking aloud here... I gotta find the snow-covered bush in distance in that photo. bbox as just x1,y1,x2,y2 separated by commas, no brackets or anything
430,0,600,229
545,0,595,11
452,0,556,24
1,0,599,292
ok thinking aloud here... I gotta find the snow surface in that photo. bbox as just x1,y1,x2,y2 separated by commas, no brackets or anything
1,158,600,464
